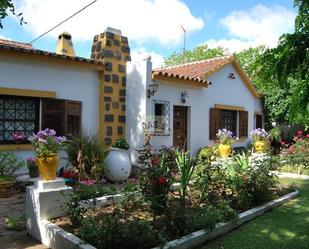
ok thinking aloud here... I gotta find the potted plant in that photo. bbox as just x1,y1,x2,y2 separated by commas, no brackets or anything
216,129,235,157
26,157,39,178
250,128,269,153
104,138,131,182
0,152,24,198
29,128,66,181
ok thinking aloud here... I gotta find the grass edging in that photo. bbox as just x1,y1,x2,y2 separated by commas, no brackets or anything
153,190,299,249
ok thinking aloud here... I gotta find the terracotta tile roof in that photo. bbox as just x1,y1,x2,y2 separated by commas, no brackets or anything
0,39,104,67
152,55,234,85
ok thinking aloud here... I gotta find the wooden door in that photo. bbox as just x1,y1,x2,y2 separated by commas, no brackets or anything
173,106,187,150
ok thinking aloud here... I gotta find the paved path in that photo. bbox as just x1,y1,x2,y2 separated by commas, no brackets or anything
0,193,48,249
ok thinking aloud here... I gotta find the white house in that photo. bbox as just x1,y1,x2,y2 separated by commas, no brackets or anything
0,27,263,171
126,55,263,163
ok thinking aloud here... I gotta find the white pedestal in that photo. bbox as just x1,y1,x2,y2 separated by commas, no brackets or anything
26,178,72,244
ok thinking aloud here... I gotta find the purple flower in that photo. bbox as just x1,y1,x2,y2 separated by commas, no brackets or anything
26,156,35,162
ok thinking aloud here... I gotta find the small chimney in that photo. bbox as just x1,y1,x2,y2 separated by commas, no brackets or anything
55,32,75,56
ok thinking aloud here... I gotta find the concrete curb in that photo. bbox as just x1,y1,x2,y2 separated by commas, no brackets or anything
41,221,96,249
153,190,299,249
272,171,309,180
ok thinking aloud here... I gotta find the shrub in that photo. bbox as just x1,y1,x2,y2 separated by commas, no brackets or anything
112,138,129,150
0,152,24,181
77,214,165,249
66,134,105,181
175,150,196,209
140,154,172,216
74,184,117,201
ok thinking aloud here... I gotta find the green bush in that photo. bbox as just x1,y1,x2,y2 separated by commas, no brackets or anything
0,152,24,181
74,184,117,201
112,138,129,150
77,214,165,249
66,134,105,181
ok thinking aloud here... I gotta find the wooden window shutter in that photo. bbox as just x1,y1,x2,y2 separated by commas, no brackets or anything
42,99,65,136
239,111,248,137
209,108,221,140
65,100,82,136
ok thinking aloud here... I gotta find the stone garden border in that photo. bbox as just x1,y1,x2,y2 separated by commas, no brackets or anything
272,171,309,180
44,190,299,249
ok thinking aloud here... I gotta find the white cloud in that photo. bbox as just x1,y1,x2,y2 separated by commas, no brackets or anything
17,0,204,46
205,5,296,52
0,35,11,40
130,48,165,68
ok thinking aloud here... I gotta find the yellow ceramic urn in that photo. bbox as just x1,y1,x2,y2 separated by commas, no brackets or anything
218,144,232,157
36,154,60,180
254,141,266,153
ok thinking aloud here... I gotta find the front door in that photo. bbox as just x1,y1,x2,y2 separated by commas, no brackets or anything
173,106,187,150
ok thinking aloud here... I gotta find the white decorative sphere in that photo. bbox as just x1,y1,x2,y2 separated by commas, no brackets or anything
104,148,131,182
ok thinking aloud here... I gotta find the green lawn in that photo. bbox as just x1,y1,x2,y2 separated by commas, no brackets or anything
198,178,309,249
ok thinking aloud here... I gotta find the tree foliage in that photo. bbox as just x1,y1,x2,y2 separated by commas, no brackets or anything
164,45,226,66
0,0,26,29
260,0,309,126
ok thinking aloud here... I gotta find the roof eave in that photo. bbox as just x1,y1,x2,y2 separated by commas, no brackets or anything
0,47,104,71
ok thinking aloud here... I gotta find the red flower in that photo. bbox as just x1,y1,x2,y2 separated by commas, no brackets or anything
151,156,160,166
280,140,286,146
297,130,303,136
158,176,167,185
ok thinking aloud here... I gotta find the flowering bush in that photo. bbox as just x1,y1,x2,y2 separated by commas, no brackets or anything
140,154,172,215
29,128,66,158
12,132,26,143
216,129,236,145
281,130,309,170
250,128,268,142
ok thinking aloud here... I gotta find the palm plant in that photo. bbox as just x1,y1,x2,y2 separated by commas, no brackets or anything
175,150,196,209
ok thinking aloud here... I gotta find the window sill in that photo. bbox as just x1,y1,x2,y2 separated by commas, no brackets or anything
0,144,32,151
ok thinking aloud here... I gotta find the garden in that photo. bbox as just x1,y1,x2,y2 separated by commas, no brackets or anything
0,126,308,249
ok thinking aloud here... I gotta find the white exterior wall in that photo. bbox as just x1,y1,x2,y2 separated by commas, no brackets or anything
0,55,99,172
126,59,263,159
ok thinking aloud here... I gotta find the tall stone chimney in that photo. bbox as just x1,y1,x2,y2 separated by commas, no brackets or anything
91,27,131,146
55,32,75,56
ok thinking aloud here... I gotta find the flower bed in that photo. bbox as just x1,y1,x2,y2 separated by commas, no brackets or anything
51,146,296,249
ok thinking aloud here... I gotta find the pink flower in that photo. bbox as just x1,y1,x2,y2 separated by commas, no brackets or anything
26,156,35,163
297,130,303,136
80,179,96,186
280,141,286,146
306,134,309,139
293,136,299,142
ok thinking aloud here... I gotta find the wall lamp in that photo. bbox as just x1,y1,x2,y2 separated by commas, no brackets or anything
147,83,158,98
181,90,188,103
228,73,236,79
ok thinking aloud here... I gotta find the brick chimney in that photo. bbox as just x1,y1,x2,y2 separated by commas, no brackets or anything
91,27,131,146
55,32,75,56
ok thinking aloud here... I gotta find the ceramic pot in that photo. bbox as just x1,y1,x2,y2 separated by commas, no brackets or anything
28,167,39,178
254,141,266,153
104,148,131,182
36,154,60,181
218,144,232,157
0,180,15,198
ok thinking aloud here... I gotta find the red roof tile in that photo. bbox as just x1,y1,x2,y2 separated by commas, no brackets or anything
0,38,104,67
153,55,233,85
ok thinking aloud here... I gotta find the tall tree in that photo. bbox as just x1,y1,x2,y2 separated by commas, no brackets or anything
164,45,226,66
260,0,309,126
0,0,25,29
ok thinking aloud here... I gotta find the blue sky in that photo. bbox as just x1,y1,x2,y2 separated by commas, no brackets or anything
0,0,297,66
